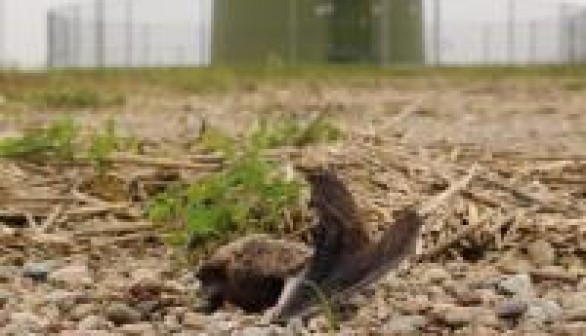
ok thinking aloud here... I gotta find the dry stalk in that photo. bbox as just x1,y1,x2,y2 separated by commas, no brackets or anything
418,164,480,217
39,204,65,233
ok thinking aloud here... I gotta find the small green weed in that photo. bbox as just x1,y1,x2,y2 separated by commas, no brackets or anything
20,88,125,109
0,117,134,166
304,280,340,333
247,114,343,150
150,114,341,249
86,119,132,171
197,125,236,155
0,117,78,160
148,153,301,247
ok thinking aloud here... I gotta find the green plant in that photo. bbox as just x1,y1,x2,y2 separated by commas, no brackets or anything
0,117,138,170
304,280,340,333
149,115,341,249
295,114,343,146
248,114,342,149
0,117,78,159
87,119,122,170
21,88,125,109
148,153,301,247
197,125,236,155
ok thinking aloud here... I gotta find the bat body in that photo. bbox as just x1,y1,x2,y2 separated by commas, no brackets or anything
195,168,424,322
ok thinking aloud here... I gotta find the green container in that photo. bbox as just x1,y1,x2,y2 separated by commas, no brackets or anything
212,0,423,65
375,0,424,65
212,0,327,65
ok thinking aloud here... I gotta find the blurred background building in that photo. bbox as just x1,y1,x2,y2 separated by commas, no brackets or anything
0,0,585,69
212,0,423,66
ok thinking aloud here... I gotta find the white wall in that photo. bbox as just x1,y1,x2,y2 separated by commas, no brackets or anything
0,0,209,69
2,0,74,68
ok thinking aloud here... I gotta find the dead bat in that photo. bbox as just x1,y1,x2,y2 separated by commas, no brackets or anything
194,167,424,322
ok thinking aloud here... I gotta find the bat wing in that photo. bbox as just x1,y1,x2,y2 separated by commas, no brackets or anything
267,169,423,322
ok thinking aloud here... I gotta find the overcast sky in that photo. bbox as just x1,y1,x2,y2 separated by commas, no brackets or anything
1,0,586,67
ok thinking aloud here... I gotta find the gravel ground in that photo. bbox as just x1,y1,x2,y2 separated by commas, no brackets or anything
0,77,585,335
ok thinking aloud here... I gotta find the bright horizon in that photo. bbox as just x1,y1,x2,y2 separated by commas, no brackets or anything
1,0,586,68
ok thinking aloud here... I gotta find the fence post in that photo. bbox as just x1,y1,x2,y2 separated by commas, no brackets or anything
95,0,105,67
577,9,586,64
433,0,441,65
288,0,298,65
380,0,391,66
74,6,82,67
125,0,133,67
142,24,151,66
569,17,576,64
482,23,491,64
198,0,204,65
47,10,56,68
0,0,5,67
529,20,537,65
507,0,516,64
559,2,568,64
63,11,71,66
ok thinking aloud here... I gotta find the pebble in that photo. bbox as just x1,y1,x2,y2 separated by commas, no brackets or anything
60,331,113,336
70,303,98,321
565,307,586,322
396,295,431,314
561,291,586,310
499,257,532,274
496,273,534,297
9,312,49,333
119,322,156,335
135,301,159,317
383,315,427,333
0,290,11,308
0,310,8,328
578,278,586,292
105,303,142,326
163,314,181,333
207,320,238,334
307,316,330,333
422,267,451,284
45,290,87,313
556,321,586,335
462,325,501,336
527,239,556,266
525,298,563,324
232,326,281,336
182,312,207,330
22,261,55,282
495,298,528,319
433,305,488,328
50,264,93,287
452,287,484,306
285,318,304,335
0,266,17,283
77,314,110,330
131,268,162,282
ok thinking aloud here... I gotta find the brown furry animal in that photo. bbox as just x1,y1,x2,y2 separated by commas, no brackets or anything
195,234,311,313
195,167,424,322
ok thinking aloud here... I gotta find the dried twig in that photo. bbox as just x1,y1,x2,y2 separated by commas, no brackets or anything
74,221,155,237
379,96,427,133
64,203,138,220
39,204,65,233
52,153,223,171
418,164,480,217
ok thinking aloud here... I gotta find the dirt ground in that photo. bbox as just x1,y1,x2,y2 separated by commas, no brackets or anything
0,75,585,335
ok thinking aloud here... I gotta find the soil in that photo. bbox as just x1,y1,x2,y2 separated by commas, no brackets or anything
0,76,585,335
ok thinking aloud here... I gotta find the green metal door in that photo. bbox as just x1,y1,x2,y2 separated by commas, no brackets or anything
328,0,374,63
